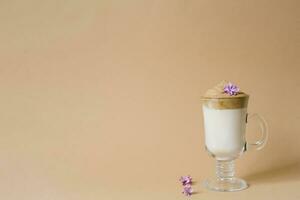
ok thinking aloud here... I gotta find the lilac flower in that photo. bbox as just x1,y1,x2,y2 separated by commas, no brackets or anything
182,184,193,196
179,176,192,185
224,82,240,96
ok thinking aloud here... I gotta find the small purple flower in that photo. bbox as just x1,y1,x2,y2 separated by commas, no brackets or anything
224,82,240,96
179,176,192,185
182,184,193,196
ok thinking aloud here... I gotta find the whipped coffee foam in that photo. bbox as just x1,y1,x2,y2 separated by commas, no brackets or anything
202,81,249,109
203,80,248,99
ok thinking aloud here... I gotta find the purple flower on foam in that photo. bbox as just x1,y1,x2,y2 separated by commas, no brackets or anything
179,176,192,185
182,184,193,196
224,82,240,96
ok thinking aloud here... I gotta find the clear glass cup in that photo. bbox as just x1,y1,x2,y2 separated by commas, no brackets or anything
201,96,268,192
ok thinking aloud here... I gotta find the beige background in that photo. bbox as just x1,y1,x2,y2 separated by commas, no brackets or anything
0,0,299,199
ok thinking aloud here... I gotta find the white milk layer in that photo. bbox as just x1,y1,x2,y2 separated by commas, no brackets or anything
203,105,247,160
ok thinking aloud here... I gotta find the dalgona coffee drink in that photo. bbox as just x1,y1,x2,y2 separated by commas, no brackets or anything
202,81,249,160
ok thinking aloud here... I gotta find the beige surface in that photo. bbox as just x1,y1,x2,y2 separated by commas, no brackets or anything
0,0,299,199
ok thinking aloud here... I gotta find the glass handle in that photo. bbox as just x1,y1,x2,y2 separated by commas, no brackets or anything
246,113,268,151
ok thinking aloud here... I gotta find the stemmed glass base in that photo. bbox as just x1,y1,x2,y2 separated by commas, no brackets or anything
204,177,248,192
203,160,248,192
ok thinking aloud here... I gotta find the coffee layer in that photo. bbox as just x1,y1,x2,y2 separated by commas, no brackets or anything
202,96,249,109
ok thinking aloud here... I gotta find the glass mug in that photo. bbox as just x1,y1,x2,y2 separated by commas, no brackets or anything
202,96,268,192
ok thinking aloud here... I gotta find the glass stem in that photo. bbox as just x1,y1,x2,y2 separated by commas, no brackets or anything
216,160,235,180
